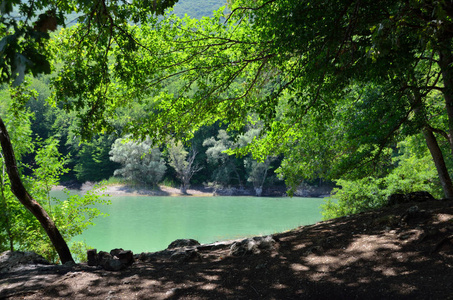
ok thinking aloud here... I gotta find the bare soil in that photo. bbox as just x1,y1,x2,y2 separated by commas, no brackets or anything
1,199,452,300
75,183,216,197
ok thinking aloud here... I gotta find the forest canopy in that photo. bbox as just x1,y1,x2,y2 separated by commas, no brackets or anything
50,0,453,199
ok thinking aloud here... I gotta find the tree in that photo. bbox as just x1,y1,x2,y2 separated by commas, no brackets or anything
167,140,203,194
239,125,277,196
0,0,179,263
203,129,244,188
8,1,453,263
244,157,273,196
74,135,120,182
109,136,166,186
23,137,108,262
72,0,453,199
0,86,73,263
0,88,107,262
321,136,442,220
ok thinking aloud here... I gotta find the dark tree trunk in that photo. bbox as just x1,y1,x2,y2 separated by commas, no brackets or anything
0,115,74,264
424,128,453,199
438,49,453,153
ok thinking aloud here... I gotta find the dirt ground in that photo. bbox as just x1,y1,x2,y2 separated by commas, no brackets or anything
62,183,216,197
1,198,452,300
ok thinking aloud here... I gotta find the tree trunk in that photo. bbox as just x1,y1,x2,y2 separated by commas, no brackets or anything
438,49,453,153
423,128,453,199
180,184,187,195
233,168,243,189
0,115,74,264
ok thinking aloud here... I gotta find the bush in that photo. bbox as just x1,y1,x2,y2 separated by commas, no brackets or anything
110,136,167,186
321,144,441,220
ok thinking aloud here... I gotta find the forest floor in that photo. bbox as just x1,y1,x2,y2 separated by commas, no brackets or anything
1,199,453,299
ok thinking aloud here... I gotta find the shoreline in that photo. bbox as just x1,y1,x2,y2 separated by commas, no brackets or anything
53,182,332,198
52,183,215,197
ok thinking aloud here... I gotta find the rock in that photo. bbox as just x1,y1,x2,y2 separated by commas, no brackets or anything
110,248,124,257
170,249,201,262
196,241,231,251
406,191,435,202
87,249,98,266
1,251,50,273
387,191,435,206
117,250,134,266
98,251,112,265
167,239,200,249
108,248,134,266
87,249,134,271
136,252,156,262
229,236,276,256
400,205,430,225
103,259,124,271
387,193,406,206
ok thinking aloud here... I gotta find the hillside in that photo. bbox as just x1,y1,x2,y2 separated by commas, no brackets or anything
172,0,227,18
1,198,452,299
48,0,227,27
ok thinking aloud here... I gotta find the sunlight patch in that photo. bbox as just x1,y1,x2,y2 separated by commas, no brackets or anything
290,263,309,272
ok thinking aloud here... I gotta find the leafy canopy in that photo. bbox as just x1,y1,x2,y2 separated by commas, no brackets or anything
52,0,453,192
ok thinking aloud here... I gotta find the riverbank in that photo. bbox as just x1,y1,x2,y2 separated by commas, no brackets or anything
1,198,452,299
54,182,332,198
53,183,215,197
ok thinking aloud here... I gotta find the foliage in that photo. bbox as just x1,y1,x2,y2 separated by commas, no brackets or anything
54,0,452,198
2,0,452,239
109,136,166,186
167,140,203,193
1,0,178,86
171,0,226,19
74,135,120,182
239,125,278,195
22,183,110,263
25,76,56,140
321,137,441,220
68,240,92,263
202,125,279,193
34,137,69,198
0,138,108,262
244,157,273,196
203,130,244,187
0,86,109,262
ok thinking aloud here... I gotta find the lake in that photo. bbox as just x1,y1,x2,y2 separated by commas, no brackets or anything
51,192,326,253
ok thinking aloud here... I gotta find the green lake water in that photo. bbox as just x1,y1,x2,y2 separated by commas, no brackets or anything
51,192,326,253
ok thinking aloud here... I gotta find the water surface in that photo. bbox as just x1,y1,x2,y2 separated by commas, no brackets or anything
52,193,325,253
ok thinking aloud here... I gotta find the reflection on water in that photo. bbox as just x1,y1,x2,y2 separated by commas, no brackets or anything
51,191,325,253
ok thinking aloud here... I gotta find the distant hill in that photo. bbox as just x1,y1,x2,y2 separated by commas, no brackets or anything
13,0,226,27
172,0,227,19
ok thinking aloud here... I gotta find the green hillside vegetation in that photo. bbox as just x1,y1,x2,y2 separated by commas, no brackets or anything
171,0,227,18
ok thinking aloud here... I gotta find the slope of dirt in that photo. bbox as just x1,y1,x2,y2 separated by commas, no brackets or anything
1,199,452,299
